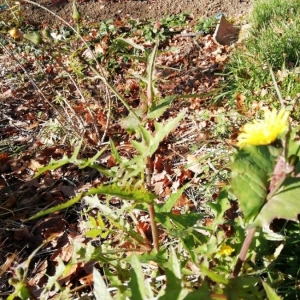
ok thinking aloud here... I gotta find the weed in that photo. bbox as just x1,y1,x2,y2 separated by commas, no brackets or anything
194,17,217,35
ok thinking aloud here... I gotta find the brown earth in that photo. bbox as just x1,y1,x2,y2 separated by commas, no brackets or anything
23,0,252,25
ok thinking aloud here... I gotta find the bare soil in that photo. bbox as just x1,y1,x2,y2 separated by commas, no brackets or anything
23,0,252,25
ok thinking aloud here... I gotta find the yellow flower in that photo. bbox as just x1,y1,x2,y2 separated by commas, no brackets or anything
237,108,289,148
8,28,23,40
218,244,235,256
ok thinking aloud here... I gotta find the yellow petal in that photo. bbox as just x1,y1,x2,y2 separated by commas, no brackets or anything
237,108,289,148
218,244,235,256
8,28,22,39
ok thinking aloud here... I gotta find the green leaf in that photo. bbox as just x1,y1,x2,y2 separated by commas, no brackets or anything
149,111,185,156
131,140,147,155
182,282,211,300
77,145,108,169
200,266,229,285
34,142,111,178
129,255,147,300
137,249,168,265
86,183,156,203
287,125,300,159
139,125,152,147
30,182,151,224
254,177,300,227
26,192,83,221
85,228,109,239
224,277,263,300
84,196,146,244
72,1,81,22
93,268,114,300
7,281,30,300
115,37,145,52
148,95,176,119
156,211,202,230
207,188,231,225
119,110,142,133
110,138,122,163
34,154,76,178
231,145,276,221
158,184,189,213
34,142,82,177
121,155,146,181
262,281,282,300
159,248,188,300
23,31,42,45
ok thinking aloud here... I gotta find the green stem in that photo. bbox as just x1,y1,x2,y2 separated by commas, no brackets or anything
148,203,159,252
146,157,159,252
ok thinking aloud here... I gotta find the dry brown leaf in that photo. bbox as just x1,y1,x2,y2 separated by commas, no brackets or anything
0,251,18,276
28,159,43,172
173,194,194,211
28,259,48,286
58,263,78,285
236,92,246,112
52,244,73,262
57,183,75,198
4,194,18,208
186,154,203,173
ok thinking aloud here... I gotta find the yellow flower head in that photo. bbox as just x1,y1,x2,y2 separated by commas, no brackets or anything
237,108,289,148
218,244,235,256
8,28,22,40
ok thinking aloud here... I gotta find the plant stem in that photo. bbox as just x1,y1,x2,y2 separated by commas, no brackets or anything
231,227,256,278
148,203,159,252
146,157,159,252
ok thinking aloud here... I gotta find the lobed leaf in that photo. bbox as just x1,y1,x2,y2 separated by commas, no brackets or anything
86,183,156,203
34,142,110,178
27,182,156,221
148,95,176,119
149,111,185,156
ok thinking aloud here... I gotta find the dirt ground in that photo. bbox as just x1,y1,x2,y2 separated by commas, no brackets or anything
23,0,252,25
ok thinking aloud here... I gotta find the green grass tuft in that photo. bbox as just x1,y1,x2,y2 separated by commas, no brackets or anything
221,0,300,119
250,0,300,31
